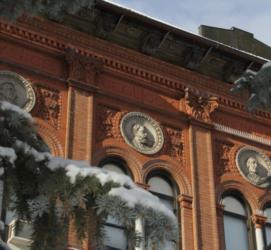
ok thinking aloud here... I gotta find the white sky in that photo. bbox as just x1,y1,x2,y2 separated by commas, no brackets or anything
106,0,271,47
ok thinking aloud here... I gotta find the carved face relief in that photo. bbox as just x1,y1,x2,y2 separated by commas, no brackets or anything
120,112,164,154
236,147,271,188
0,71,35,112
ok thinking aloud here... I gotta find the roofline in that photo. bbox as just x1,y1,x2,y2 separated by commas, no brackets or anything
99,0,268,64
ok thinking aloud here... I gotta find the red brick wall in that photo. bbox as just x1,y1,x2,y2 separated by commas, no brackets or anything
1,17,271,250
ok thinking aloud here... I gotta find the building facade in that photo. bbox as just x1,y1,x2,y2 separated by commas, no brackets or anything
1,1,271,250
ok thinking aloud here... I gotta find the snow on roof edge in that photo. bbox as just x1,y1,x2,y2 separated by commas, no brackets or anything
102,0,269,63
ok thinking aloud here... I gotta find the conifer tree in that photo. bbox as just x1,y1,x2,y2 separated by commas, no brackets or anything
0,101,178,250
0,0,95,21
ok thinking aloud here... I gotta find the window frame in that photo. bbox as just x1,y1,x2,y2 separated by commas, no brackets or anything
99,157,132,250
99,157,132,179
147,171,179,215
221,193,256,250
146,170,180,249
263,205,271,247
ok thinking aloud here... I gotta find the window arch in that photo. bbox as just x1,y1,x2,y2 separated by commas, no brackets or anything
263,205,271,246
99,156,132,250
146,170,179,249
221,193,255,250
99,157,133,179
147,170,179,214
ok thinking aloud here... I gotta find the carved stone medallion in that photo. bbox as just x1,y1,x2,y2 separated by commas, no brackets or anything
236,147,271,188
120,112,164,154
0,71,35,112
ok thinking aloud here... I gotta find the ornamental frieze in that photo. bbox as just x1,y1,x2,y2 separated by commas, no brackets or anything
182,88,218,123
214,139,235,176
96,105,120,142
165,126,184,162
4,20,271,123
34,85,61,129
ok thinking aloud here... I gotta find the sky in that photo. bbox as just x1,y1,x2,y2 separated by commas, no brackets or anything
106,0,271,47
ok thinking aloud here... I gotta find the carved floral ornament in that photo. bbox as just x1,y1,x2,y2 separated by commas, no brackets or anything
215,139,236,176
236,147,271,188
166,127,184,161
34,85,61,129
0,71,36,112
182,88,218,122
120,112,164,154
97,105,120,142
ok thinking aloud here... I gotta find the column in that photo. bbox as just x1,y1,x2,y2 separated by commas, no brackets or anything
179,194,194,250
135,217,145,250
65,48,103,164
216,204,225,250
252,214,267,250
135,182,149,250
189,120,220,250
182,88,219,250
65,49,103,250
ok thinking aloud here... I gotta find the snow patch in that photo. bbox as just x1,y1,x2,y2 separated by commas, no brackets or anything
109,186,176,221
0,101,32,121
47,157,176,222
0,147,17,164
14,140,51,162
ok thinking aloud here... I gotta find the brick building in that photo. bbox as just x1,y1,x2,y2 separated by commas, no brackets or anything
1,1,271,250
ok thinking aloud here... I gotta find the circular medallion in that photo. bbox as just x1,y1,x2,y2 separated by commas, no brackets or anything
0,71,36,112
236,147,271,188
120,112,164,154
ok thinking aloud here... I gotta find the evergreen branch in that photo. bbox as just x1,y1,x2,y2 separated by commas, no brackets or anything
0,0,96,21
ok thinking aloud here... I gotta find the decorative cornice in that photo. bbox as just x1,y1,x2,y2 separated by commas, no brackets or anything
218,96,271,120
214,123,271,147
1,19,271,122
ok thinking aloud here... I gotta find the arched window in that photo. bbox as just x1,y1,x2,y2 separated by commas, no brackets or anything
264,206,271,246
221,195,254,250
147,171,179,249
99,157,132,178
148,175,175,211
99,157,132,250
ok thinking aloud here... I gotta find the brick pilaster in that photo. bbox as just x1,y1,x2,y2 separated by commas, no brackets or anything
189,120,220,250
179,194,194,250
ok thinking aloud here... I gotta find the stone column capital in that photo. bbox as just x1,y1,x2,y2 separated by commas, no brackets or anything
251,214,267,228
178,194,193,209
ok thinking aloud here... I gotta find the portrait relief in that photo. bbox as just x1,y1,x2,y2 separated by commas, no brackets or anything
0,82,18,104
236,147,271,188
0,71,35,112
120,112,164,154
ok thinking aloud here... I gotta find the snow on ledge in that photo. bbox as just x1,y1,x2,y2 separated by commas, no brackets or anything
0,101,32,121
48,158,176,221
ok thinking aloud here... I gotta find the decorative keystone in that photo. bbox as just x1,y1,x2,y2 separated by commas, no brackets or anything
183,88,218,123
